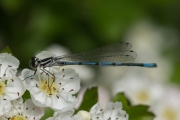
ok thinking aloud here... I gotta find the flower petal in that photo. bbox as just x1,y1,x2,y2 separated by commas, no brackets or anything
36,51,56,59
47,108,75,120
4,75,25,100
90,102,128,120
0,98,11,116
24,99,44,119
0,53,19,79
55,68,80,94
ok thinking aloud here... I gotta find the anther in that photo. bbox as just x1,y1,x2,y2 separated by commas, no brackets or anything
69,89,74,92
56,95,59,99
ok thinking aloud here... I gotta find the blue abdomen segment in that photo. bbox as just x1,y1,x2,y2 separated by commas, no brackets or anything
143,63,157,67
82,62,98,65
58,61,157,68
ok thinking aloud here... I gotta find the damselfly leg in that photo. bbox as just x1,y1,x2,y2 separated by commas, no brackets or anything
40,67,55,95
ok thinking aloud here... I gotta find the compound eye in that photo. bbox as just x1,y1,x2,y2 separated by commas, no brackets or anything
29,57,38,70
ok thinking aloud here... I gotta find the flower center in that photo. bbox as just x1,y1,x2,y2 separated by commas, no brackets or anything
0,81,5,97
136,90,149,103
11,115,26,120
163,107,177,120
39,78,57,95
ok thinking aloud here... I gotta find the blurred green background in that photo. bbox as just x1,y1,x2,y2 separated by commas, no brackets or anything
0,0,180,75
1,0,180,119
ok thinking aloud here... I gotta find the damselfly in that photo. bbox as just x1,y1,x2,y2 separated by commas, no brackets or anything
26,42,157,93
29,42,157,71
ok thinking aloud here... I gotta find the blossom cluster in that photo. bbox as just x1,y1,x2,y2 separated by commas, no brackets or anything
0,51,128,120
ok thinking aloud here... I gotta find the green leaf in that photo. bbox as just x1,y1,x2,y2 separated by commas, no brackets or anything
41,107,54,120
77,87,98,112
127,105,155,120
113,93,155,120
22,90,31,100
1,46,12,54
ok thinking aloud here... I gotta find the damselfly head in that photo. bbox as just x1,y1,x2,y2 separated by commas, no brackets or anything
29,57,39,70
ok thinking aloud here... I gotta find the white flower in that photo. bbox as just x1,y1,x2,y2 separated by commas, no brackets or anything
1,98,44,120
150,86,180,120
0,53,25,115
112,72,164,105
46,108,83,120
21,51,80,111
90,102,128,120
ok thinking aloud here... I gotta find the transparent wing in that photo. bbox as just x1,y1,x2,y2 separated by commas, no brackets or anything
56,42,137,63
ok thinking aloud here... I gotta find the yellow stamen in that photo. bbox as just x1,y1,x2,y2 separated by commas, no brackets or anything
0,81,5,97
39,80,57,95
11,115,26,120
136,90,149,103
163,107,177,120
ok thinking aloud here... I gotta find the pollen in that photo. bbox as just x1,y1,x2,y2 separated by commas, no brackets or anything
162,107,177,120
0,81,5,97
136,90,150,103
39,79,57,95
11,115,26,120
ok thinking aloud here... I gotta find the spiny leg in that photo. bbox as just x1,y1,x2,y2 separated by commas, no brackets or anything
23,69,37,81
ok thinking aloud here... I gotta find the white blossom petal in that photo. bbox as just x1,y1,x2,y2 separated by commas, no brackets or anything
30,90,78,110
55,68,80,94
36,51,55,59
90,102,128,120
4,75,25,100
0,53,19,78
47,108,79,120
0,98,11,116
